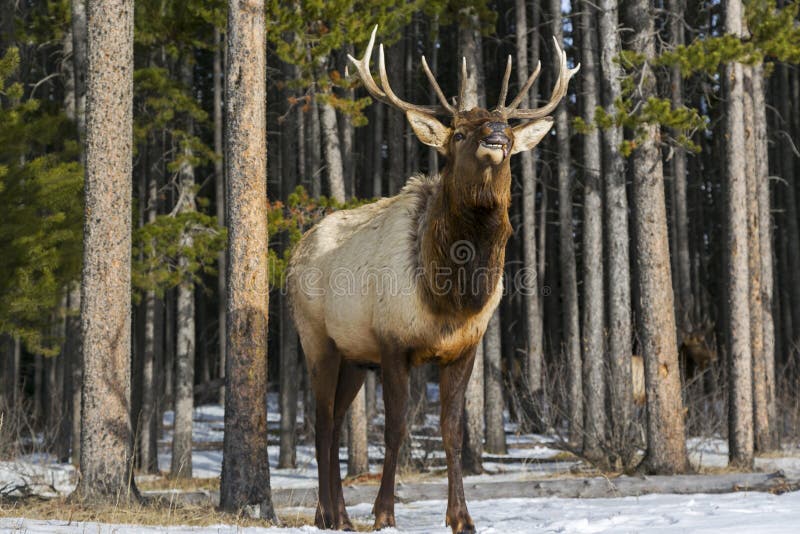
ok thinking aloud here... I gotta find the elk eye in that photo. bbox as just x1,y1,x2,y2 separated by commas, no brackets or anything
453,132,465,142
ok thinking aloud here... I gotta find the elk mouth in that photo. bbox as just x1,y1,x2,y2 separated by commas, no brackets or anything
478,132,510,162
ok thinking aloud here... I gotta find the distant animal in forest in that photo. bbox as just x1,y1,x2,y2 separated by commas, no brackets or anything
287,27,578,533
631,319,717,406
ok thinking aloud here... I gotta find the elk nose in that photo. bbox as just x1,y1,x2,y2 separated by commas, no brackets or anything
482,122,510,145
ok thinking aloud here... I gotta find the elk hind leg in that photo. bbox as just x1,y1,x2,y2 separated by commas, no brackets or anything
330,362,367,531
308,343,342,530
372,351,410,530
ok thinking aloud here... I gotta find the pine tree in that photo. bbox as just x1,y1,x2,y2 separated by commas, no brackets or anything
71,0,139,503
219,0,275,518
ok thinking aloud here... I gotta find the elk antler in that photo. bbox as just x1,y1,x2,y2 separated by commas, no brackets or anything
347,26,453,116
496,37,580,120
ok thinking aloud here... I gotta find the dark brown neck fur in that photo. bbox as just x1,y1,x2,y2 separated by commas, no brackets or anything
418,160,513,318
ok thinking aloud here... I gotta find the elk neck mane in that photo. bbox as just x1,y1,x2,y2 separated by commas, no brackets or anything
409,157,513,320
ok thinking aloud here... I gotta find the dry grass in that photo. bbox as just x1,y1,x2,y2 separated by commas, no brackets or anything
135,476,220,492
0,495,382,531
0,496,274,528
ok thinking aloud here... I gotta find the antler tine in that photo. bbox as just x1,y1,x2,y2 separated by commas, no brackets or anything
346,25,390,105
458,57,468,111
377,44,445,115
496,55,513,110
505,37,580,120
504,60,541,111
348,26,446,116
421,55,456,114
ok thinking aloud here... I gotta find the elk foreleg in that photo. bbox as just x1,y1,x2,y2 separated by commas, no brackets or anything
330,362,367,531
439,346,477,534
372,350,410,530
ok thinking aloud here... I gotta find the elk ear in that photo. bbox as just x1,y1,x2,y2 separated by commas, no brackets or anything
406,110,451,151
510,118,554,155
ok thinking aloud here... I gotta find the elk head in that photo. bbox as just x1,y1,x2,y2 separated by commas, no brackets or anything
348,26,579,185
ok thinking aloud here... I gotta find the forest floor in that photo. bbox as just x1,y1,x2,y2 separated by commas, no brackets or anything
2,393,800,532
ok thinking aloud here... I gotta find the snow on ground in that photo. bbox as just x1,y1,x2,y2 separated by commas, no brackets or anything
4,491,800,533
4,397,800,532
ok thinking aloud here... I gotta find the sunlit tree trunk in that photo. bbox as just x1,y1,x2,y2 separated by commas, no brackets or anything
753,64,778,450
744,65,770,454
72,0,138,502
219,0,274,518
723,0,754,470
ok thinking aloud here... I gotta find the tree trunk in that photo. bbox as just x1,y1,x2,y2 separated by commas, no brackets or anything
579,0,606,460
484,309,506,455
309,98,322,197
319,91,345,202
171,59,197,480
668,0,692,334
139,106,164,473
372,104,384,197
214,25,227,407
365,370,376,426
347,384,369,476
387,39,405,194
723,0,754,470
463,341,484,474
279,293,298,469
219,0,274,518
515,0,543,400
753,64,778,450
459,9,484,474
427,17,440,175
550,0,582,445
744,65,770,454
71,0,87,150
599,0,633,459
624,0,688,474
72,0,138,502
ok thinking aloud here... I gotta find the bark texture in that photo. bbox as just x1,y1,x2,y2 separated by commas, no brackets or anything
744,65,770,453
625,0,688,474
484,309,506,455
347,385,369,476
753,64,778,450
459,9,485,474
319,96,345,202
171,60,197,480
599,0,633,458
515,0,543,396
219,0,275,519
724,0,754,469
551,0,582,444
579,0,605,460
73,0,138,502
279,294,299,469
214,25,227,407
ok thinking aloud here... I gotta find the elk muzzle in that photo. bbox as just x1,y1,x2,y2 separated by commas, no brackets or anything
477,122,511,164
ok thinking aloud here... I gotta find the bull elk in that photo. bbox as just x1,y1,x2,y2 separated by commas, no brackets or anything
288,27,578,533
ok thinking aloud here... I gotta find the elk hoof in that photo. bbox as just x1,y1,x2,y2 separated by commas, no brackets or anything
338,516,355,531
446,511,475,534
372,510,396,530
315,509,335,530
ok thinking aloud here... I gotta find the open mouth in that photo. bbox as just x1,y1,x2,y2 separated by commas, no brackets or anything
479,141,506,150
